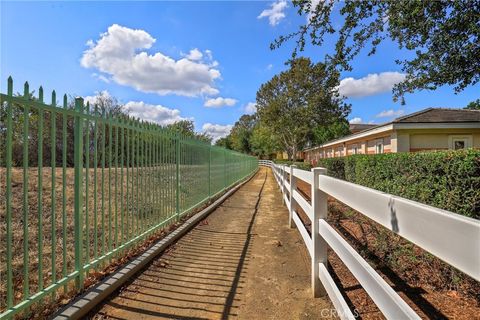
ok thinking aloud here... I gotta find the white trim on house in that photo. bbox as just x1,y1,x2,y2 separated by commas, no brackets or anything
304,122,480,152
448,135,473,150
394,123,480,130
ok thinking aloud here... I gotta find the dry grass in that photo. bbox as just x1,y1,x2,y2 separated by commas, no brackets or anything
0,163,242,317
0,166,179,314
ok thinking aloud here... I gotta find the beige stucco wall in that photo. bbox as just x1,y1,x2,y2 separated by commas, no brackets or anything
474,133,480,148
399,129,480,151
397,133,410,152
410,134,449,150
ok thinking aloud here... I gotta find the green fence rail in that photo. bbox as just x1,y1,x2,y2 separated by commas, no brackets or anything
0,77,258,318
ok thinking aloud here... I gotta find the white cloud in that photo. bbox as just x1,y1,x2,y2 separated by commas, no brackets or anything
204,97,238,108
84,90,112,105
205,49,213,60
375,109,405,118
185,48,203,61
92,73,110,83
338,72,406,98
123,101,192,126
81,24,221,97
244,102,257,114
349,117,363,124
258,0,288,26
266,64,273,70
202,123,233,142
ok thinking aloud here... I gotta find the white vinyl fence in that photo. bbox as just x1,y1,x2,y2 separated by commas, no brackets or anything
258,160,480,320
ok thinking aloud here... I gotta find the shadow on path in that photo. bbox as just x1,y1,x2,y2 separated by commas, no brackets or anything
90,170,267,320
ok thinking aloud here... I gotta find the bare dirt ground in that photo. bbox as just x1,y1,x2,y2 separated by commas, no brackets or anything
90,167,336,320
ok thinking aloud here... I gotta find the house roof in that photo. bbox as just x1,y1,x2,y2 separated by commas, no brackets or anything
304,108,480,152
349,123,377,133
393,108,480,123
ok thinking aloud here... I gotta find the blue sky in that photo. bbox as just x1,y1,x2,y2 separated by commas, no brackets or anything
1,1,479,141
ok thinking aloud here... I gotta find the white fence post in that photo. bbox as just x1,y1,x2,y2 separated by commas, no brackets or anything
282,165,287,204
289,165,296,228
311,167,328,297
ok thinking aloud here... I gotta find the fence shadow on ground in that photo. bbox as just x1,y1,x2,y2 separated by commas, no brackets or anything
91,171,267,320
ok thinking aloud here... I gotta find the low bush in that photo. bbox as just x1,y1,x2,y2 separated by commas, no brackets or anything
317,149,480,219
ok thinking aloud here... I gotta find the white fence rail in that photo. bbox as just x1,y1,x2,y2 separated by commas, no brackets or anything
258,160,480,320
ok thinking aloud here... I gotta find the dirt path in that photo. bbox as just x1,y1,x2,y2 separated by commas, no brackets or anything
90,167,335,320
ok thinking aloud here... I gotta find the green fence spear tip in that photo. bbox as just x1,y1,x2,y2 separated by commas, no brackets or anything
39,86,44,101
63,94,68,107
51,90,56,105
8,75,13,83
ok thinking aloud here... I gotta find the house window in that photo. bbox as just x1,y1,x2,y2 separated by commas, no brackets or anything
454,140,466,150
449,135,472,150
376,141,384,154
352,145,358,155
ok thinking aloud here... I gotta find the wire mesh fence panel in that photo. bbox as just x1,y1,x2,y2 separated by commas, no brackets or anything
0,77,258,318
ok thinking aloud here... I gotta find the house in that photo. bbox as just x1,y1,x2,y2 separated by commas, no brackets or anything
304,108,480,164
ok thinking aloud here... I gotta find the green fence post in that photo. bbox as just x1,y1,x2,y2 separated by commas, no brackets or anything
50,90,57,294
74,97,84,290
223,149,227,191
62,94,68,292
175,132,180,219
38,86,44,294
5,77,14,310
22,81,30,299
208,145,211,200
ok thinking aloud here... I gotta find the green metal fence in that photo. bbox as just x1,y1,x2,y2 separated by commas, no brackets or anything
0,77,258,318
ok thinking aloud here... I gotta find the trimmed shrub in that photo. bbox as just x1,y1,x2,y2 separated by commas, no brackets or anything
314,157,346,180
318,150,480,219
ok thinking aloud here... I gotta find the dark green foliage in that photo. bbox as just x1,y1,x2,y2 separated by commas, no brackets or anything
274,1,480,102
318,150,480,219
465,99,480,110
229,114,257,154
314,157,346,180
312,120,350,146
166,120,212,143
215,136,233,149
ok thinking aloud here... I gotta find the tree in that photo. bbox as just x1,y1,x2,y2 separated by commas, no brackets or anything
250,123,279,158
166,120,212,143
273,1,480,102
215,136,233,149
312,120,350,146
229,114,257,154
87,91,126,116
256,57,350,161
465,99,480,110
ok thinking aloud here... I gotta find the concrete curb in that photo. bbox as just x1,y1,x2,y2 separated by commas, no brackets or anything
52,170,258,320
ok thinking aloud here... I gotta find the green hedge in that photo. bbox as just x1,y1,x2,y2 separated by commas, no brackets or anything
317,150,480,219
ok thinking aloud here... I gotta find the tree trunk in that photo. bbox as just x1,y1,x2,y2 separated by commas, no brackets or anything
286,147,293,161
